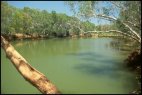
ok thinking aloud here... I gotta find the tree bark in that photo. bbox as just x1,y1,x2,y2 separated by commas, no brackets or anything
1,36,61,94
93,14,141,43
109,30,140,43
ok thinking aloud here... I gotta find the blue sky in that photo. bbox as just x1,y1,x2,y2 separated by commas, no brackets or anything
7,1,114,25
7,1,72,15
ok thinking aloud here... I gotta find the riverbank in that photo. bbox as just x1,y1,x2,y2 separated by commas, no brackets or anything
2,31,130,42
124,50,141,94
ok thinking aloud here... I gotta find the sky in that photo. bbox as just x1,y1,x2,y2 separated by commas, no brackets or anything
7,1,115,25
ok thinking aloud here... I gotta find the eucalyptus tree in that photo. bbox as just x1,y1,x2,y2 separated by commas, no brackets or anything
1,1,14,34
115,1,141,37
81,21,95,32
55,13,69,36
65,1,141,43
1,1,96,38
40,10,50,35
22,7,33,33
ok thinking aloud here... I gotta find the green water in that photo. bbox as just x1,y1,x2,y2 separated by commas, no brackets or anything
1,37,137,94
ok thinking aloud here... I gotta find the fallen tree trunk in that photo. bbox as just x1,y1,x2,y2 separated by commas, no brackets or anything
1,36,61,94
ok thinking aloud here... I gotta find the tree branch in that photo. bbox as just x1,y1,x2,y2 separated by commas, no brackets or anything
124,21,141,29
109,30,141,43
1,36,61,94
110,1,125,11
92,14,141,43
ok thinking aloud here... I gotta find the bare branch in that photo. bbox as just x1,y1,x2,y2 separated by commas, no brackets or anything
92,14,141,43
94,14,117,21
109,30,140,43
110,1,125,11
125,21,141,29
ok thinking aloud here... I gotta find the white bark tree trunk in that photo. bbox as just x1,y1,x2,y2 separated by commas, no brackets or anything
1,36,61,94
93,14,141,43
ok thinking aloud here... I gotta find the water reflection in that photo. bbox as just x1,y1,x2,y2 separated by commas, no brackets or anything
12,38,81,56
109,37,139,52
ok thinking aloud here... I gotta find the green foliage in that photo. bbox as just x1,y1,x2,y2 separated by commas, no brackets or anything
65,1,141,41
111,1,141,37
119,1,141,33
112,19,129,33
81,21,95,32
1,1,95,37
1,1,13,34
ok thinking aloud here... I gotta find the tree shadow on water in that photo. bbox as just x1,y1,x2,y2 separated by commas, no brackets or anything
68,51,128,79
71,52,125,79
74,62,124,79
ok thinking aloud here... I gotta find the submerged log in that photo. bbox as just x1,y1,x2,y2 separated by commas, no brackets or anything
1,36,61,94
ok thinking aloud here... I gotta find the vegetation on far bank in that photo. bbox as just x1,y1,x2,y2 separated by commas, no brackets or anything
1,1,97,38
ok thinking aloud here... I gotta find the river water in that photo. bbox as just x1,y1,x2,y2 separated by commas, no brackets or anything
1,37,138,94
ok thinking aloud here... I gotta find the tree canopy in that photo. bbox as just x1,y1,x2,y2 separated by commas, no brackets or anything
1,1,141,42
65,1,141,43
1,1,96,37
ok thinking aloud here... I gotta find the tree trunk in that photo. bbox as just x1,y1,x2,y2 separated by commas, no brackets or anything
94,14,141,43
1,36,61,94
109,30,140,43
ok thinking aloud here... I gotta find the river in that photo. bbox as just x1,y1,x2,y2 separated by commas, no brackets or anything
1,37,138,94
